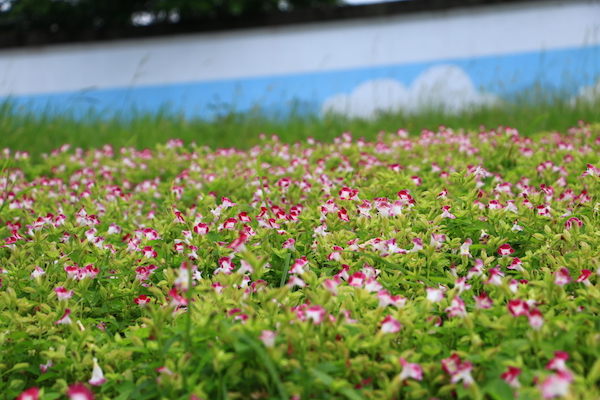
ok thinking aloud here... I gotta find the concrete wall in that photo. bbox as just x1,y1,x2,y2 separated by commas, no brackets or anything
0,0,598,119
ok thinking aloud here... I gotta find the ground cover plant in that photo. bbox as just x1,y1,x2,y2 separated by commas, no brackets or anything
1,121,600,399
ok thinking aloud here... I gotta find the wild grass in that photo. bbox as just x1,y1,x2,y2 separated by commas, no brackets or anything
1,97,599,157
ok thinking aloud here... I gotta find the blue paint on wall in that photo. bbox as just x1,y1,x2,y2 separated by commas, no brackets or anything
5,44,599,119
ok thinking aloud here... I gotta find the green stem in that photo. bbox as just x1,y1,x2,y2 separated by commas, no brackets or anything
184,261,193,391
279,253,292,288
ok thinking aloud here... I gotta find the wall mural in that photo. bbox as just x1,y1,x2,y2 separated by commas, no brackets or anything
321,65,500,118
0,1,598,119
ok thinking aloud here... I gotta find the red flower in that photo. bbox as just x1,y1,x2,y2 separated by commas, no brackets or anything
380,315,401,333
498,243,515,256
134,294,152,306
501,366,521,389
17,387,40,400
507,299,529,317
67,383,95,400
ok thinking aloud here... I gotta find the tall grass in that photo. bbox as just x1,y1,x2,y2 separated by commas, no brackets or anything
1,97,599,158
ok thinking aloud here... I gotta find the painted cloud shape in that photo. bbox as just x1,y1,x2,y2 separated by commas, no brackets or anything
321,64,500,119
570,78,600,105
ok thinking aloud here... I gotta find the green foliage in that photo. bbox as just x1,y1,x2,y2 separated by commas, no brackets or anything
1,119,600,399
1,97,599,161
0,0,340,31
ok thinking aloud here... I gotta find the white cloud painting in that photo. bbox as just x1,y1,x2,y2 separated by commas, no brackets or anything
570,78,600,105
321,65,500,119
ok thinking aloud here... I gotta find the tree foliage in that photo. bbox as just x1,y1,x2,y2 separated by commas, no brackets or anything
0,0,342,32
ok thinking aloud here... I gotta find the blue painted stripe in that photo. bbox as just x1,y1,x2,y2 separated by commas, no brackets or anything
4,44,599,119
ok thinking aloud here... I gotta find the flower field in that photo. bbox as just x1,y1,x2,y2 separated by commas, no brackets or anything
2,123,600,399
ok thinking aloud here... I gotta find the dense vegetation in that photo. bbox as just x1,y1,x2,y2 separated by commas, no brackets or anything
0,0,339,32
2,118,600,399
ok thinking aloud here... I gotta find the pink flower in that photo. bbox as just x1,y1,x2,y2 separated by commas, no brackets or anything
409,237,423,253
212,282,225,294
282,238,296,251
430,233,446,249
134,294,152,306
107,223,121,235
215,257,235,275
575,269,592,286
546,351,569,372
467,258,485,279
399,357,423,381
67,383,95,400
473,292,493,309
222,217,237,230
564,217,583,230
512,220,524,231
40,359,54,374
237,260,253,275
89,358,106,386
380,315,401,333
441,353,474,387
193,223,209,235
78,264,99,280
460,239,472,257
377,289,406,308
441,205,456,219
509,279,520,294
488,199,504,210
142,228,161,240
441,353,462,375
364,277,382,293
348,271,366,287
445,296,467,318
501,366,522,389
337,208,350,222
227,232,248,252
554,267,572,286
30,265,46,279
17,387,40,400
323,277,341,295
259,330,277,348
228,308,248,324
507,299,529,317
426,287,445,303
142,246,158,258
527,308,544,330
221,196,236,208
167,288,188,308
484,267,504,286
451,360,474,387
289,257,309,274
305,305,326,325
55,286,74,301
541,370,573,399
582,163,600,177
498,243,515,256
55,308,73,325
508,257,524,271
537,204,552,217
287,276,307,288
339,186,360,200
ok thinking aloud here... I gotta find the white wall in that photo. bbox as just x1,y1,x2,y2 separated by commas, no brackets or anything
0,0,598,118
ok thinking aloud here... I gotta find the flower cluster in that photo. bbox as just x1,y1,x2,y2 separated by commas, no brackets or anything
4,122,600,399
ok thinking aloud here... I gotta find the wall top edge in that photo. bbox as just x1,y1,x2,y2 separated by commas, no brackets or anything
0,0,567,50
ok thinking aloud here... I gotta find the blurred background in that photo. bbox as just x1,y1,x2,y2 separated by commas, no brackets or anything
0,0,598,153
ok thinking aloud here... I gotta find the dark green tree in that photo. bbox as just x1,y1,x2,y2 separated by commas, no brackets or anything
0,0,342,32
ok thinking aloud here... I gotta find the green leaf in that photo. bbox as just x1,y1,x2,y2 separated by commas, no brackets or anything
309,368,366,400
483,378,514,400
587,358,600,384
